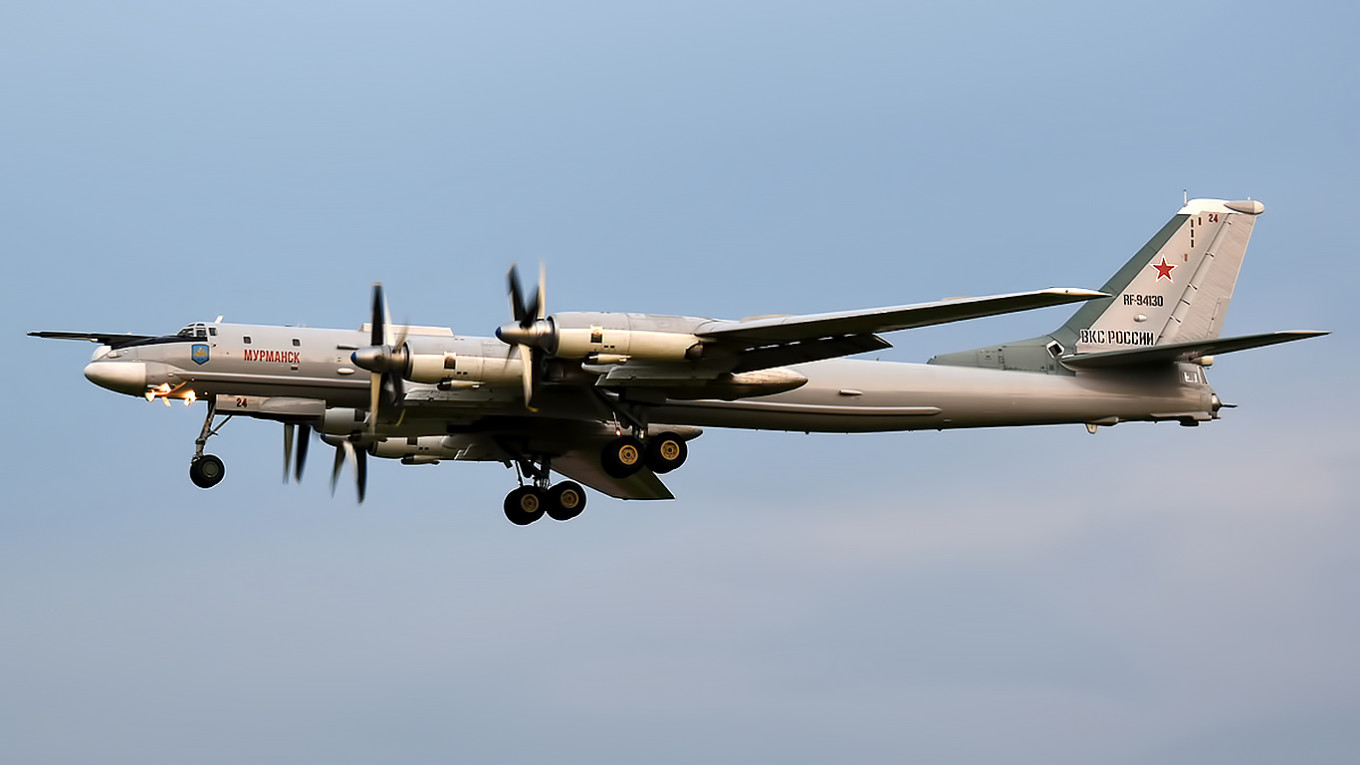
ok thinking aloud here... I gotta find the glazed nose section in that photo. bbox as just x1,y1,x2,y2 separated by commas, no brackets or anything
84,361,147,395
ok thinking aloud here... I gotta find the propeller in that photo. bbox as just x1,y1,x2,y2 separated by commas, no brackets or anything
329,437,367,503
350,283,409,433
496,263,550,410
282,422,311,482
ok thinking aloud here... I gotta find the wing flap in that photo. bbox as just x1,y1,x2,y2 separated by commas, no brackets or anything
1061,330,1328,369
731,333,892,374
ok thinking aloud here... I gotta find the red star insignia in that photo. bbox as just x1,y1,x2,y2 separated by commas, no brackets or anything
1151,256,1176,281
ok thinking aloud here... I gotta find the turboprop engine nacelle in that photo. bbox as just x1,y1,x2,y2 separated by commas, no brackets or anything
548,313,704,362
404,351,522,385
370,435,459,463
320,407,368,435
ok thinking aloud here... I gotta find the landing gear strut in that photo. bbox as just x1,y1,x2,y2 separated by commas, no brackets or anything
189,398,231,489
502,455,587,525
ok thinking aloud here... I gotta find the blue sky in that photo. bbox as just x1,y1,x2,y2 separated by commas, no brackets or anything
3,2,1356,763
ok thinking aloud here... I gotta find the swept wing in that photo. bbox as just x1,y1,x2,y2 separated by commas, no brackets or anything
696,288,1106,372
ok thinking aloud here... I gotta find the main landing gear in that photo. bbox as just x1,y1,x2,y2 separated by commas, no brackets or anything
189,399,232,489
600,431,687,478
504,455,587,526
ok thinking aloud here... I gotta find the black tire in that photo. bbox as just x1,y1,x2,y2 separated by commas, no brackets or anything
189,454,226,489
503,486,546,526
601,436,645,479
547,481,587,522
646,432,688,474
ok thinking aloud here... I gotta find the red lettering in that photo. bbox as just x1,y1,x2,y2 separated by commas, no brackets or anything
242,348,302,363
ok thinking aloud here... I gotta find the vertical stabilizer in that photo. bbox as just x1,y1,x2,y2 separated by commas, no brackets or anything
929,198,1264,373
1063,198,1262,352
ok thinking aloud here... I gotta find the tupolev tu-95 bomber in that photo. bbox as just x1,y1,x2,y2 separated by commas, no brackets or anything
32,198,1325,524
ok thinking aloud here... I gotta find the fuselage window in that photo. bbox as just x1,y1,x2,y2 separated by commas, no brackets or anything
244,336,252,344
292,338,300,347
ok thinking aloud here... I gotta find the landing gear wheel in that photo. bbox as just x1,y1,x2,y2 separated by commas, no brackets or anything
189,454,226,489
601,436,645,478
547,481,587,521
504,486,547,526
646,432,688,474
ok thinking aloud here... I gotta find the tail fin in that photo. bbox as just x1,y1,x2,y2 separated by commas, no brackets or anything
1062,198,1263,352
930,198,1266,372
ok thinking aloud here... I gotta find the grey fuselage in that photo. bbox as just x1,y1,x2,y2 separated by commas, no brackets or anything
85,321,1216,435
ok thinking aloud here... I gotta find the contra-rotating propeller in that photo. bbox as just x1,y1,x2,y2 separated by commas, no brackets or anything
330,437,367,503
330,282,408,503
284,423,368,502
495,263,549,410
283,421,365,503
350,283,409,433
282,422,311,483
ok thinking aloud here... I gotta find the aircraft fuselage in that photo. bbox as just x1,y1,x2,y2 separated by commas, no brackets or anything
83,321,1216,434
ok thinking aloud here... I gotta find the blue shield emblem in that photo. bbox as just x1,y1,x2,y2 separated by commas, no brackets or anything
191,344,210,365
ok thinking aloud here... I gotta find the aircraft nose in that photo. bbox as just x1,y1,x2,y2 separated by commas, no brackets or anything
84,361,147,395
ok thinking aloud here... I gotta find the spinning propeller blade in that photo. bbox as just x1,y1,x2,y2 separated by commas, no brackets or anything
283,422,312,483
295,424,309,482
329,439,367,503
501,263,548,410
352,283,409,434
283,422,294,483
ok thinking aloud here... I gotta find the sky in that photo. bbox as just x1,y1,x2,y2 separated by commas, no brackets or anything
2,2,1357,763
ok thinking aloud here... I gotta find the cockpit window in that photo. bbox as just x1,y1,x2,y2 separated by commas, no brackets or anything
176,322,208,339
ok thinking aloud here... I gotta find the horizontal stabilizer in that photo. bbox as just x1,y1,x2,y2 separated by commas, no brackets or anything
29,331,156,346
1061,330,1328,369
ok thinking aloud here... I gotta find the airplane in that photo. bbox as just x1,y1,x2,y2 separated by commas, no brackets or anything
31,198,1324,525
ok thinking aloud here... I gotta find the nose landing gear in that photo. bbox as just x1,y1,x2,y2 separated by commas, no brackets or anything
189,453,225,488
189,398,232,489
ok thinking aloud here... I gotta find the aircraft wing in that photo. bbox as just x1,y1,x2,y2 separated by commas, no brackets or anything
696,288,1106,373
551,450,675,500
29,331,157,346
1060,330,1328,369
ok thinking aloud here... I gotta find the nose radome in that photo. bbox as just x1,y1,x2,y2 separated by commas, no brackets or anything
84,361,147,395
